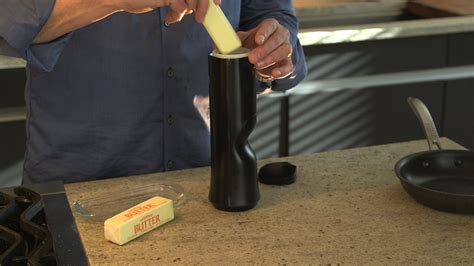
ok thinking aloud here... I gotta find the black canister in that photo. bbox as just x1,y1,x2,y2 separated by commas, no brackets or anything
208,48,260,212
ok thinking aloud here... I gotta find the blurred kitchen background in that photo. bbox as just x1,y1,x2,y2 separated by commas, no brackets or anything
1,0,473,186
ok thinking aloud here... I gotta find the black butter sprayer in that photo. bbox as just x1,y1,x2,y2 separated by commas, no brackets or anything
208,48,260,212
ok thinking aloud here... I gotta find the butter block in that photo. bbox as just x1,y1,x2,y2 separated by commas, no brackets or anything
104,196,174,245
203,1,242,54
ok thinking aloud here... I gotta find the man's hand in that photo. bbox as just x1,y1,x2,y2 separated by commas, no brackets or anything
238,19,293,80
33,0,220,44
114,0,221,24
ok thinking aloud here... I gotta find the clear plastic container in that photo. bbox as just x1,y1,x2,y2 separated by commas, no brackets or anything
71,183,185,223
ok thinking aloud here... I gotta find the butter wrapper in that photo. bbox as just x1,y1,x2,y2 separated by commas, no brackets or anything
104,196,174,245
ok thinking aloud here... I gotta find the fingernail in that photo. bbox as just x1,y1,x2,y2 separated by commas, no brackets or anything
256,61,265,68
259,35,265,44
274,69,282,77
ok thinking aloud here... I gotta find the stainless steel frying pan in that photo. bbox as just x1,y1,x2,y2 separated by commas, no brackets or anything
395,97,474,214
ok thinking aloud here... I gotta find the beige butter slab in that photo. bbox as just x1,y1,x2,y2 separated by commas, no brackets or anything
104,196,174,245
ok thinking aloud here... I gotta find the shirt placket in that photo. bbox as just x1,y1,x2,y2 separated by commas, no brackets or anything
159,8,177,171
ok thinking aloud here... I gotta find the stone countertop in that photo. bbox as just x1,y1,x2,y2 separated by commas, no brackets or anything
65,138,474,265
0,55,25,70
297,15,474,46
295,0,474,46
295,0,407,16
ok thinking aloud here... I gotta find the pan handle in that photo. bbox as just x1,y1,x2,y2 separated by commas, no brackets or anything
407,97,443,151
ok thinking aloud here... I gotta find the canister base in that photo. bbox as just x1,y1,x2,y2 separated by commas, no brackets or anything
211,201,258,212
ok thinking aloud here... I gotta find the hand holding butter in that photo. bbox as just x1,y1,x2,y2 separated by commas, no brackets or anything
165,0,293,80
202,2,293,79
164,0,222,25
202,0,241,54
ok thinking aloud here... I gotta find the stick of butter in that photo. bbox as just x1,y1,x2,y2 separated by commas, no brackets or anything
104,196,174,245
203,1,242,54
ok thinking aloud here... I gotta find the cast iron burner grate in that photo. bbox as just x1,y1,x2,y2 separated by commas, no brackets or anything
0,188,55,265
0,183,87,266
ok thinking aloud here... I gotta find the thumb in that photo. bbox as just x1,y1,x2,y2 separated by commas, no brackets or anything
164,10,187,25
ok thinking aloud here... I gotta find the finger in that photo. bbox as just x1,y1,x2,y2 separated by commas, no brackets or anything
195,0,210,23
271,57,294,79
165,0,189,24
169,0,188,12
255,18,279,45
126,8,155,14
165,10,187,24
236,31,256,49
185,0,197,11
250,27,290,67
253,40,292,69
214,0,221,5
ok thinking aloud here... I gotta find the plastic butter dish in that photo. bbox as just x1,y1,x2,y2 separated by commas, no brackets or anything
71,183,185,223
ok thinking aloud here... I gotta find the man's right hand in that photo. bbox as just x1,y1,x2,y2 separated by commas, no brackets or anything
114,0,221,24
33,0,220,44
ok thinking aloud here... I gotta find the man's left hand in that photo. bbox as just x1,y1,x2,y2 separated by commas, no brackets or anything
238,19,293,80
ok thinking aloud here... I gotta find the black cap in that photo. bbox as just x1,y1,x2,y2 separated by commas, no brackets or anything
258,162,297,185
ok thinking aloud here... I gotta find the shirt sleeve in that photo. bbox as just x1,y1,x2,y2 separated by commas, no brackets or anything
239,0,307,92
0,0,72,72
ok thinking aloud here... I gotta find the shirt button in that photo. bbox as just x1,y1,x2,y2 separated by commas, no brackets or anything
167,115,174,125
166,67,174,78
167,160,174,170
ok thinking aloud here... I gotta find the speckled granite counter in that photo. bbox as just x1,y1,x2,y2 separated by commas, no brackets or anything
296,0,474,46
298,15,474,46
0,55,25,70
65,138,474,265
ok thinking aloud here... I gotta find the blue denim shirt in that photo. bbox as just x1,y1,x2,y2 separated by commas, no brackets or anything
0,0,307,183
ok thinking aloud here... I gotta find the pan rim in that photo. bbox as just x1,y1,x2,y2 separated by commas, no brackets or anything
394,149,474,198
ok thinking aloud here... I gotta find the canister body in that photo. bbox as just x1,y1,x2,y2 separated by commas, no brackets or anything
208,51,260,211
